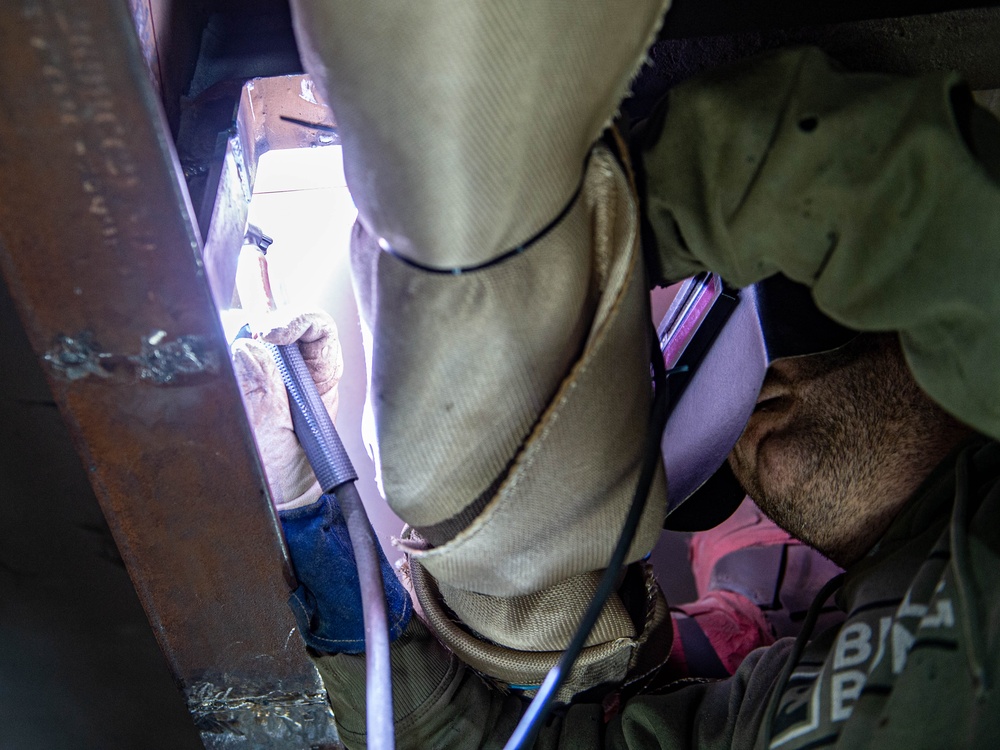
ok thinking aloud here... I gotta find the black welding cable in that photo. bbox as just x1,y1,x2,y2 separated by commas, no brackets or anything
502,324,673,750
270,342,396,750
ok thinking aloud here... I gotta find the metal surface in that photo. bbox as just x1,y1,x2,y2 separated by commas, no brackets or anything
237,74,339,189
631,6,1000,118
201,132,253,310
199,73,339,311
0,1,339,747
126,0,205,135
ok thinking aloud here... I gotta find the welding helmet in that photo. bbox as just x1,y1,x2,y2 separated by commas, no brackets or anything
658,273,858,531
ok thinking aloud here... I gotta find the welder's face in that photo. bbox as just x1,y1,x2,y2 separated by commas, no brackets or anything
728,333,958,565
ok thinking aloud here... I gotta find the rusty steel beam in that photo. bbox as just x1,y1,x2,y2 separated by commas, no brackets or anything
236,74,339,188
125,0,206,136
0,1,339,747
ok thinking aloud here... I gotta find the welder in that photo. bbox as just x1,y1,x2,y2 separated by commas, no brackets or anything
232,1,1000,747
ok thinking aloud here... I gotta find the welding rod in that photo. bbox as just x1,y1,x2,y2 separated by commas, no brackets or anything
269,341,395,750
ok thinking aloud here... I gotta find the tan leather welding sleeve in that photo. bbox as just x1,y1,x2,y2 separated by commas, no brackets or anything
289,0,674,702
643,46,1000,441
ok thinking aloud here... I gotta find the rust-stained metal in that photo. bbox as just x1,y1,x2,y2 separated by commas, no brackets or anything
237,74,339,190
201,131,254,310
199,73,340,311
125,0,205,135
0,1,339,747
127,0,162,97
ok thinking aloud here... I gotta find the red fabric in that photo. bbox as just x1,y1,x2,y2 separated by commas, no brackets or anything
667,590,776,678
664,496,834,679
688,497,795,598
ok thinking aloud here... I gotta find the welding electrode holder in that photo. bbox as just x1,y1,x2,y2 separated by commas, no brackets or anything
267,340,396,750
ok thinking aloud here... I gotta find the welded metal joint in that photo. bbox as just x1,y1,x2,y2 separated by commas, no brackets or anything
185,682,341,749
43,332,111,381
44,331,220,385
135,332,219,384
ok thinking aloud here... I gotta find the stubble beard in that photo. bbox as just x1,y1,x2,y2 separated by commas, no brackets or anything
729,334,970,568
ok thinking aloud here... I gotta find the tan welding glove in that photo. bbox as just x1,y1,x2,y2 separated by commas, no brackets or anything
231,310,343,511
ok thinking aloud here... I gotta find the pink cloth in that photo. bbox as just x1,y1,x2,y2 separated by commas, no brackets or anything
688,497,797,598
668,590,776,678
663,497,844,679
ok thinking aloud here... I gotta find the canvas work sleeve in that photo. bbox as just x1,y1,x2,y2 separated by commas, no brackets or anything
288,0,676,704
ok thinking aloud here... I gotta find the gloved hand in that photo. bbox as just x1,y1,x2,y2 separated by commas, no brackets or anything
231,308,412,653
231,309,343,511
